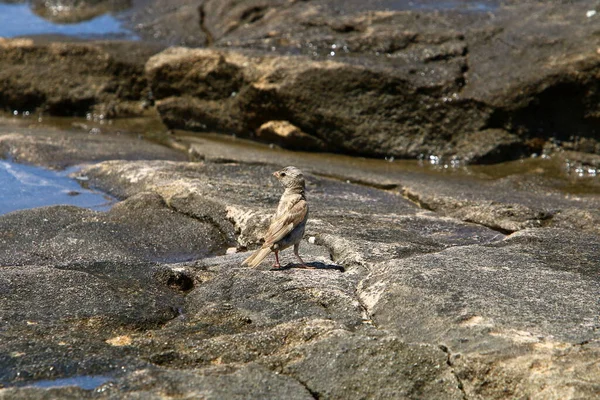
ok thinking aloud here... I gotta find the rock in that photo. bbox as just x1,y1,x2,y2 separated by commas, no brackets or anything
360,228,600,398
146,46,484,159
0,39,163,118
30,0,131,23
122,0,208,47
276,333,465,399
181,133,600,235
0,1,596,162
139,0,600,161
451,129,526,165
0,124,186,169
256,120,326,151
0,193,231,266
1,126,598,398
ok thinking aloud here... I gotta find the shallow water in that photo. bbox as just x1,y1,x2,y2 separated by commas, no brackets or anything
0,3,136,39
381,0,499,12
1,112,598,199
0,160,115,215
26,375,112,390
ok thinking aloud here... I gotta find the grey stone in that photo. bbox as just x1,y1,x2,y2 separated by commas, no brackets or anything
30,0,131,23
0,125,186,170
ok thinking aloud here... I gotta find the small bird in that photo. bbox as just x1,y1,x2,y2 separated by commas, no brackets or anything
242,166,310,269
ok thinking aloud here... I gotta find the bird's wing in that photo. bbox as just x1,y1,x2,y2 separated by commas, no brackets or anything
263,199,308,246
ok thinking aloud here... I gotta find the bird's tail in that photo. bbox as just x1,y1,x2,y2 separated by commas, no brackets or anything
241,246,271,268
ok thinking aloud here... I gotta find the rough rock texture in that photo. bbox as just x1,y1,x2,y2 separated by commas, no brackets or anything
1,0,600,397
136,0,600,161
121,0,208,47
0,39,163,118
0,124,599,398
1,1,599,162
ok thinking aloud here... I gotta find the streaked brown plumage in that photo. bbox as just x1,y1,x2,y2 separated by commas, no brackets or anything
242,166,309,269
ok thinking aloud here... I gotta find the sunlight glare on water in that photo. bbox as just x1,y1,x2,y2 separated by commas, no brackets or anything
0,3,136,39
27,375,112,390
0,160,114,215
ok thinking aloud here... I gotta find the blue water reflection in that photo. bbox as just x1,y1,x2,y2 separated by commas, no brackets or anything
28,375,112,390
0,160,114,215
0,3,136,39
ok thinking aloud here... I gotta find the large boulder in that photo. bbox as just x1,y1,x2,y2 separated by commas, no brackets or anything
0,39,162,118
140,0,600,161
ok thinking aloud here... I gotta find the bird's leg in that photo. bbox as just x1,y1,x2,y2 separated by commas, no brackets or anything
272,250,282,269
294,244,314,269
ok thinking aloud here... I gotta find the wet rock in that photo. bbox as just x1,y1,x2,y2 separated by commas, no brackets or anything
30,0,131,23
0,124,186,170
122,0,208,47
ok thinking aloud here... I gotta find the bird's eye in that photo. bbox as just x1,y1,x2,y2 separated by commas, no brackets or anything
280,172,286,177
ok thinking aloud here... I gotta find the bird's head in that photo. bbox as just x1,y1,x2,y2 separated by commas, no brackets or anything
273,166,305,189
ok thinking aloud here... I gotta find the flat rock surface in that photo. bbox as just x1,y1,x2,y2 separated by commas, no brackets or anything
1,123,598,398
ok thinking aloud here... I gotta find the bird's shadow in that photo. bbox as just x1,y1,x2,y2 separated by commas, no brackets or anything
270,261,344,272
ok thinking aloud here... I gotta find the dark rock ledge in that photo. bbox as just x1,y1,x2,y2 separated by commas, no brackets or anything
1,0,599,162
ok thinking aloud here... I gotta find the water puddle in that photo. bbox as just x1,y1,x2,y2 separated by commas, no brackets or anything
25,375,112,390
380,0,499,12
0,160,115,215
0,3,136,40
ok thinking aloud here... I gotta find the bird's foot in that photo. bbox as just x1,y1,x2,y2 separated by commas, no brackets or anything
271,263,283,269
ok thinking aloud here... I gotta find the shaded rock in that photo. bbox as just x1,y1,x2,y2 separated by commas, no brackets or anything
121,0,208,47
256,120,326,151
0,39,163,118
146,46,485,159
134,0,600,162
452,129,526,165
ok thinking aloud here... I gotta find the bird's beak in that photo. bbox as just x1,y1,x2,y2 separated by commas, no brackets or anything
273,171,280,178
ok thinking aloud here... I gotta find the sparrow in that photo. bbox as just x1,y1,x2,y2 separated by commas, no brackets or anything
242,166,310,269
